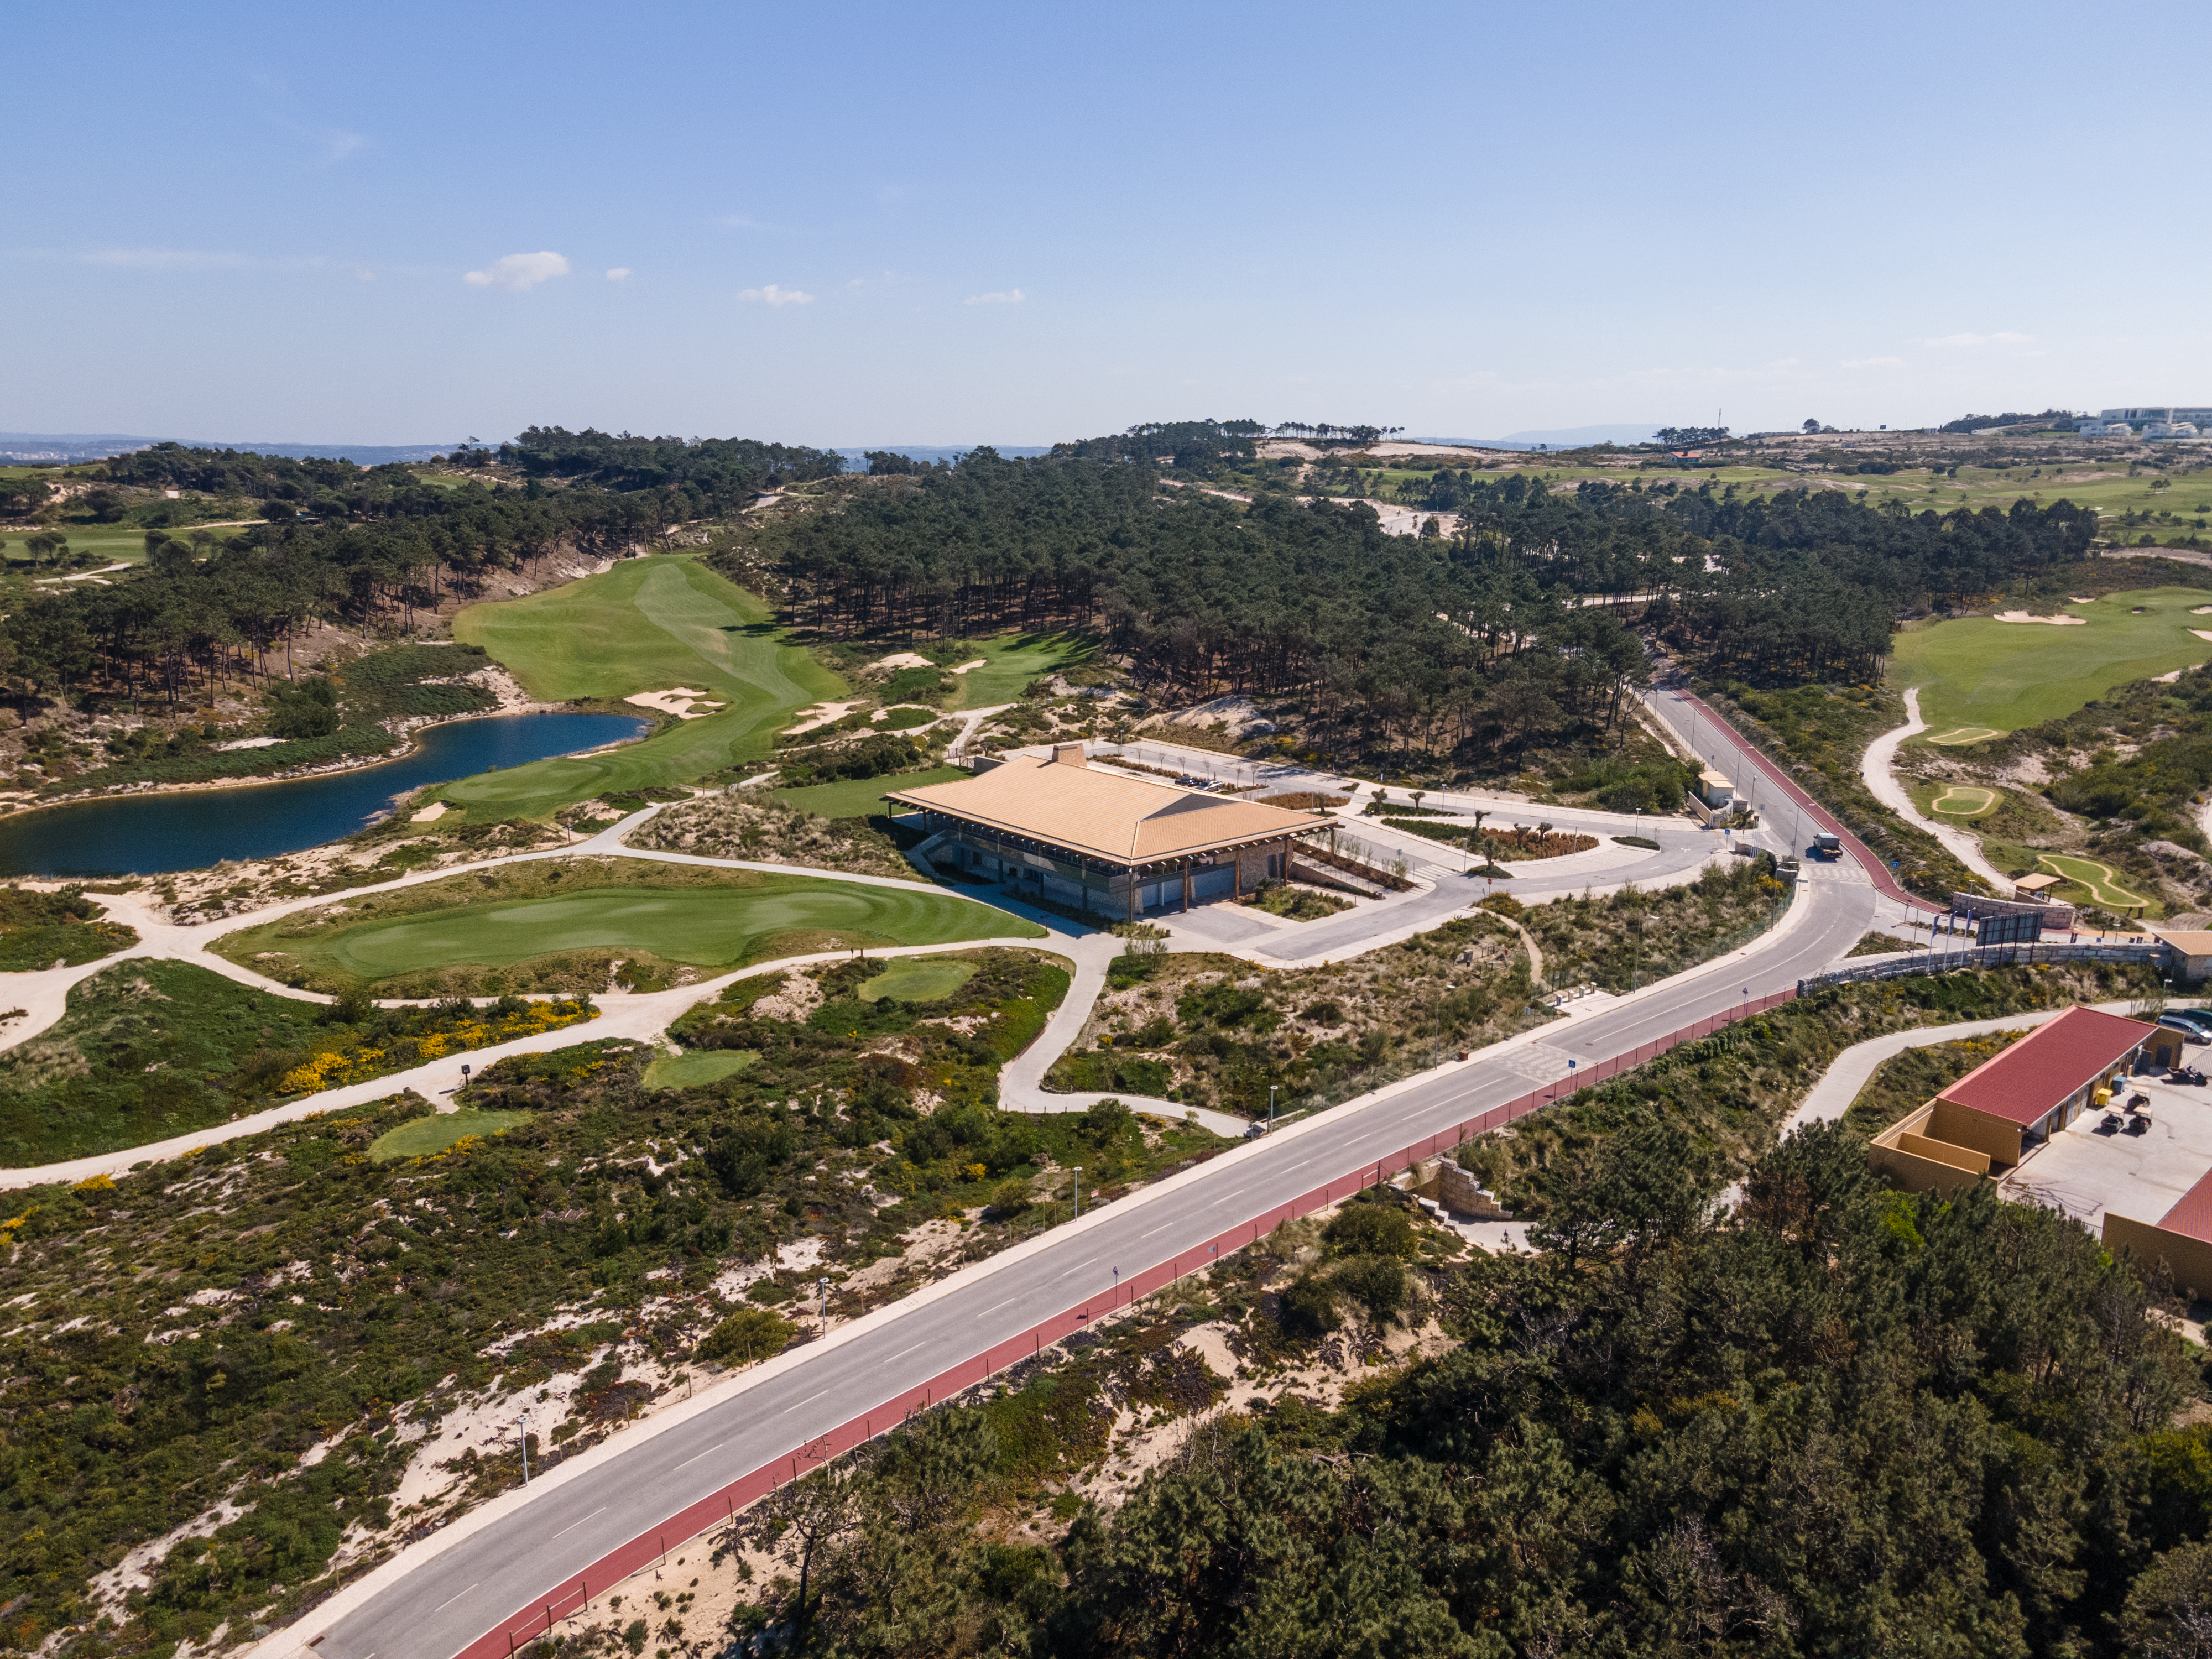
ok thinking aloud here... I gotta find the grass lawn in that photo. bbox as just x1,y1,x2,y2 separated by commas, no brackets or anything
643,1049,757,1091
1891,586,2212,736
369,1107,533,1162
223,873,1039,990
2037,852,2150,912
949,632,1094,708
773,766,966,820
858,957,977,1002
442,556,844,820
1914,783,1999,818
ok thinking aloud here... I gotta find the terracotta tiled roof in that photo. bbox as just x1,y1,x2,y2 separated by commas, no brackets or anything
1936,1005,2154,1127
884,754,1325,868
2162,1167,2212,1244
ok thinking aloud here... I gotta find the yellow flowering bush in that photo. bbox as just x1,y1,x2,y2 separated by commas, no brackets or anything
279,998,596,1097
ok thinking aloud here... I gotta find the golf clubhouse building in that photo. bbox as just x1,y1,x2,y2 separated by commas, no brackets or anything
883,744,1329,918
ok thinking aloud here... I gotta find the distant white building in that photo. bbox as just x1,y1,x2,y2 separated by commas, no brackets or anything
2080,406,2212,439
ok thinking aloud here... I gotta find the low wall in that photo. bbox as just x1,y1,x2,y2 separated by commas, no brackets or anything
2105,1213,2212,1298
1870,1140,1989,1197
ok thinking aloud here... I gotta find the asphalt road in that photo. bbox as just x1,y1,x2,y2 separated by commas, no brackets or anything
315,837,1880,1659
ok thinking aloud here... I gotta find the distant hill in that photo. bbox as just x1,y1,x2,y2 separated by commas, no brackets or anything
0,432,458,465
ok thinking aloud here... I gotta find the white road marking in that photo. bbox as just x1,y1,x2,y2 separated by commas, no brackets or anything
1140,1223,1175,1238
782,1387,830,1414
886,1340,926,1361
674,1441,726,1470
1053,1255,1099,1279
433,1583,478,1612
549,1506,606,1540
977,1294,1022,1317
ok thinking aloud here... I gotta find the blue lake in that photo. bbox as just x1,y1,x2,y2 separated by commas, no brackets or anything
0,712,649,878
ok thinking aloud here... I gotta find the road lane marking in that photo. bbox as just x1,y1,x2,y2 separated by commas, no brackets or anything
1053,1255,1099,1280
674,1442,726,1471
433,1583,479,1612
782,1387,830,1414
887,1341,926,1361
549,1506,606,1540
1140,1223,1173,1238
977,1294,1022,1317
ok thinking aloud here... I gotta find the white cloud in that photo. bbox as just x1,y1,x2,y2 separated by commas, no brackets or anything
605,267,632,283
963,288,1025,305
738,284,813,307
1924,331,2030,347
1842,356,1906,369
462,252,571,291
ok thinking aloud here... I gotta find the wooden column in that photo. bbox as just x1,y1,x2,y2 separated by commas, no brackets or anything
1182,858,1193,910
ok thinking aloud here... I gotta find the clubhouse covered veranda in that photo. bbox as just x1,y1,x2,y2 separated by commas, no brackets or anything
884,744,1329,918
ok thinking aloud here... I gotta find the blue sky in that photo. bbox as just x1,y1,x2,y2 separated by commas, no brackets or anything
8,1,2206,448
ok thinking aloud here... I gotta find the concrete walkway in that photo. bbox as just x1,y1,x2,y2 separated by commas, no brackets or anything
1859,687,2012,894
1778,999,2142,1137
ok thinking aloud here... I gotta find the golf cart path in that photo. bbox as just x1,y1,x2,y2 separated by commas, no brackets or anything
1860,687,2012,894
1781,1000,2146,1137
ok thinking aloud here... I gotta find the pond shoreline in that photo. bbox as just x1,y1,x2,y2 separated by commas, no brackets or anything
0,695,666,826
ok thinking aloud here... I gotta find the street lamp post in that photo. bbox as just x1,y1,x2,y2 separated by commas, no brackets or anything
1268,1085,1277,1132
1072,1166,1082,1221
1432,984,1454,1066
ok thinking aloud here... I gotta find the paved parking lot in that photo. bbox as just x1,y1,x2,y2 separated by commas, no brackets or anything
2002,1071,2212,1231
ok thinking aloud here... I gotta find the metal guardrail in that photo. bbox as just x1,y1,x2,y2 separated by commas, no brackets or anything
1798,939,2167,994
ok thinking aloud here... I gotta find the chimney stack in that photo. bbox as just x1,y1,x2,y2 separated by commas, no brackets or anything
1051,742,1087,768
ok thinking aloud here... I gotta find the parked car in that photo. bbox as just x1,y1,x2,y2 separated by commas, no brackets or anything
2165,1008,2212,1037
2159,1013,2212,1044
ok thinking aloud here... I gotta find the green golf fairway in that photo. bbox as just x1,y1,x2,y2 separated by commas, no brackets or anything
644,1049,758,1091
951,632,1094,708
858,958,976,1003
773,766,966,820
302,879,1036,983
443,556,843,818
1892,587,2212,736
371,1108,533,1162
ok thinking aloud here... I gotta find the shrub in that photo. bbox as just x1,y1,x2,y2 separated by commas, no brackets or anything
1321,1201,1417,1261
1331,1254,1408,1323
1280,1269,1340,1335
696,1307,794,1365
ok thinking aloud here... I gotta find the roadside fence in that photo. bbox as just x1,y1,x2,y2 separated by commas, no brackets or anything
462,981,1799,1659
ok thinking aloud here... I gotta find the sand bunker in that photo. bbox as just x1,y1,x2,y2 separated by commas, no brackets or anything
2193,606,2212,615
948,659,988,674
782,700,859,735
2192,631,2212,645
625,687,727,720
2070,597,2097,604
409,801,450,823
1993,611,2086,626
868,651,935,671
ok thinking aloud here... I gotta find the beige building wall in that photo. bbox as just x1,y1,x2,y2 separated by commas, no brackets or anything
2104,1214,2212,1298
1926,1100,2026,1167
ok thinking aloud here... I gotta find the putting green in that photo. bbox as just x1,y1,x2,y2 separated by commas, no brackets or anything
2037,853,2148,910
1926,727,2006,747
1892,587,2212,735
443,557,843,819
858,957,976,1003
290,879,1037,984
644,1049,758,1091
370,1108,532,1162
1932,786,1997,817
